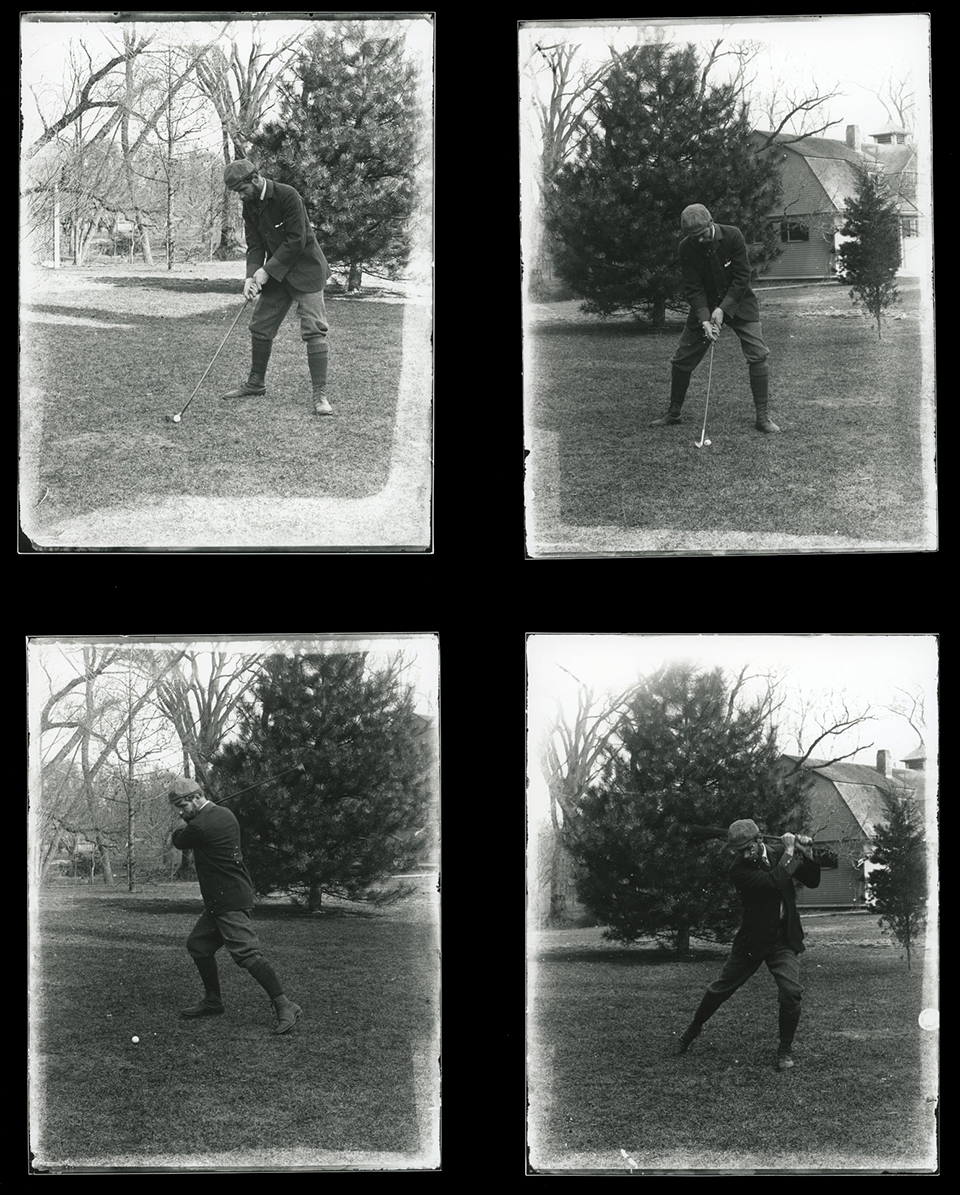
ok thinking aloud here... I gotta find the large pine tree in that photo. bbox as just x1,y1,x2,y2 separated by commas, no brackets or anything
209,653,432,910
251,21,421,291
545,43,782,325
838,166,902,339
563,662,809,952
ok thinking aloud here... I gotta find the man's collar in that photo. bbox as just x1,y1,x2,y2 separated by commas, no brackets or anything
260,177,268,201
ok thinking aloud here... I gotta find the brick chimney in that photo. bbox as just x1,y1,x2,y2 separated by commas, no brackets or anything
876,749,893,778
846,124,861,149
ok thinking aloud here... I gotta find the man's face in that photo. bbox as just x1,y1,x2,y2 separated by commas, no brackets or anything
173,794,205,821
694,223,714,246
232,173,261,201
738,835,763,862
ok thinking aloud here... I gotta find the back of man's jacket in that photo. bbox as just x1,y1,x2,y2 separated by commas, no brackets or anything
728,843,821,960
171,801,256,914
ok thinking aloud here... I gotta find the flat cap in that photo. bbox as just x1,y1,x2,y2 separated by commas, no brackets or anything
223,159,259,189
727,818,761,850
681,203,713,235
167,777,203,802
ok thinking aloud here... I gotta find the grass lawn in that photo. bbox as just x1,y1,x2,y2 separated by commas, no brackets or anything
31,882,439,1170
528,914,937,1172
20,263,432,548
526,283,933,550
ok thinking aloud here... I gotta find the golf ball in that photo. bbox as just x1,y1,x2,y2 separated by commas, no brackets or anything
704,439,711,446
132,1036,139,1043
173,414,181,423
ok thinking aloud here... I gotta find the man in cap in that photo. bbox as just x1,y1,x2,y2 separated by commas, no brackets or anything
673,818,820,1071
220,159,333,417
650,203,780,433
168,777,302,1034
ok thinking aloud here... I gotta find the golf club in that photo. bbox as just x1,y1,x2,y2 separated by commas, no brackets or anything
695,338,715,449
212,763,307,806
164,297,249,424
686,825,825,846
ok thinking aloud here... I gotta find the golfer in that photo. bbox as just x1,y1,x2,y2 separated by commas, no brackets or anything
220,158,333,417
169,777,302,1035
673,819,820,1071
650,203,780,433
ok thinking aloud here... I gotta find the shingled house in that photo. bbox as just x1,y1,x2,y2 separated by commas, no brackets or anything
778,747,927,908
752,123,921,280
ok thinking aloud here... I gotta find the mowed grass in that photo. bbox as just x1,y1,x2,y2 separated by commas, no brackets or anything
31,884,438,1168
22,272,404,521
528,915,936,1172
527,285,926,541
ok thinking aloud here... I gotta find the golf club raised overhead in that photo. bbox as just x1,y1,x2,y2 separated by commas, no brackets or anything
164,297,249,424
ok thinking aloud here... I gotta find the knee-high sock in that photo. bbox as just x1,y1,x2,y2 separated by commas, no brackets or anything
692,990,726,1028
246,957,285,1001
193,956,221,999
778,1004,800,1046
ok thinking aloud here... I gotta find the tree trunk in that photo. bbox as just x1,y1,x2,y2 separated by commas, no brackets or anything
307,883,323,912
347,262,363,292
651,297,666,328
674,920,691,955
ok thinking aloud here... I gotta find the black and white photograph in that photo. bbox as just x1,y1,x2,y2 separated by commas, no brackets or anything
21,14,433,552
527,633,938,1173
522,16,934,556
28,634,440,1172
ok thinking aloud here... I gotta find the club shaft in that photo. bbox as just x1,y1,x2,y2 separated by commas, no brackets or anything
213,764,302,805
698,341,715,445
177,299,248,418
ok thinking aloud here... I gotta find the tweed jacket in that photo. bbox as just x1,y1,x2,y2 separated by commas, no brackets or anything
678,223,760,326
728,843,821,960
171,801,256,914
243,178,330,293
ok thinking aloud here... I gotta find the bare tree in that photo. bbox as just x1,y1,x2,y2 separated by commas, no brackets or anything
884,685,926,744
536,670,643,925
781,691,875,775
193,24,304,253
857,70,916,133
37,646,186,884
753,71,846,152
152,651,264,788
27,33,154,156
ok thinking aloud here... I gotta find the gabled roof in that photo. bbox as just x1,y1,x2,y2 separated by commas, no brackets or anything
901,745,926,762
781,754,896,787
754,130,862,164
832,783,891,838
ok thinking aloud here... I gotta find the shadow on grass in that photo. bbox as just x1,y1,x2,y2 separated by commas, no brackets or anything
540,947,726,965
95,276,242,294
531,321,683,339
24,302,243,326
109,898,380,920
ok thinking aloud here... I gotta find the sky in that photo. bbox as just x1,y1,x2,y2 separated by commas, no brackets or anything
520,14,930,241
527,633,937,822
29,634,439,783
21,14,434,152
521,15,929,138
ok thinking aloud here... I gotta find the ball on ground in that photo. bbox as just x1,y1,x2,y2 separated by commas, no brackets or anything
173,414,181,423
132,1036,139,1043
704,439,711,446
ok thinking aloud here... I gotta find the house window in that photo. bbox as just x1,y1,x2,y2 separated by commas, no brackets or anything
901,217,919,238
780,222,810,243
